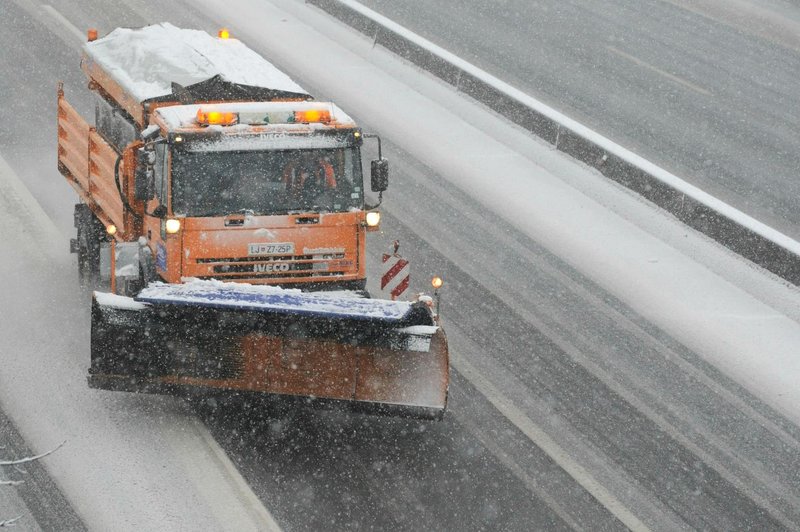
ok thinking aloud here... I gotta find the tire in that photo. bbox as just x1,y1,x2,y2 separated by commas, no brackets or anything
119,265,146,298
74,204,104,290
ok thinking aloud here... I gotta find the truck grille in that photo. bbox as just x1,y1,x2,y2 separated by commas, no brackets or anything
195,253,348,280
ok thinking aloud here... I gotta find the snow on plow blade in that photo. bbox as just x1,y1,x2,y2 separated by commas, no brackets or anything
89,281,449,419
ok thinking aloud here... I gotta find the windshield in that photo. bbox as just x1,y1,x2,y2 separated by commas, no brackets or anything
171,147,364,216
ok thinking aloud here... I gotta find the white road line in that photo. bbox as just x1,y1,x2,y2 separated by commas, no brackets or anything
452,354,651,532
453,411,585,530
606,45,713,96
41,5,85,44
187,418,282,531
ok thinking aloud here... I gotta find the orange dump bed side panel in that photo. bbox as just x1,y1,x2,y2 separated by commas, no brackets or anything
81,55,146,127
88,130,125,230
57,88,126,233
57,92,90,191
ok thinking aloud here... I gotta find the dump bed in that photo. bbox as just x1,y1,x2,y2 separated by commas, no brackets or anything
81,22,311,126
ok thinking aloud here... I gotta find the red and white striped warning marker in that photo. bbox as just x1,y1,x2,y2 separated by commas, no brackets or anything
381,241,410,300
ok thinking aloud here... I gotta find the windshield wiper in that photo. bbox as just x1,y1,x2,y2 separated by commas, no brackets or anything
219,208,257,217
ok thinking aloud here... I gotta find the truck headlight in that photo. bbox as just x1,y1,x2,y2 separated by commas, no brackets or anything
365,211,381,227
165,218,181,234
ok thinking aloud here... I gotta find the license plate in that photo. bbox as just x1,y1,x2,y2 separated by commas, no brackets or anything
248,242,295,256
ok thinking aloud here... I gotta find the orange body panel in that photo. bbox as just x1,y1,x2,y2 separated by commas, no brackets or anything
157,212,366,284
57,88,134,238
88,129,125,230
57,92,90,184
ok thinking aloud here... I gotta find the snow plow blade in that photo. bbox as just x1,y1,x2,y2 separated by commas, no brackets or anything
88,281,449,419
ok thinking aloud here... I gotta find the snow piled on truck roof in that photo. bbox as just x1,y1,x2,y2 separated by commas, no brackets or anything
84,22,308,102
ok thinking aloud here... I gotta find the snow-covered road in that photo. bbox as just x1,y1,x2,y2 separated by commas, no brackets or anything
1,0,799,529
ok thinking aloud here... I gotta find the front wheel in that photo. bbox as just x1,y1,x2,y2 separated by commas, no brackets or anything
119,265,147,298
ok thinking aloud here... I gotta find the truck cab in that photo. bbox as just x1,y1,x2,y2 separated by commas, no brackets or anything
138,101,385,290
58,23,389,293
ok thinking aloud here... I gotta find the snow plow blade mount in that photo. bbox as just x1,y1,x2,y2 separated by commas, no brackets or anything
89,282,449,419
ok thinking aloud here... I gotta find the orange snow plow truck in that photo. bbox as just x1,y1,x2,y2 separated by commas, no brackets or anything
57,24,448,419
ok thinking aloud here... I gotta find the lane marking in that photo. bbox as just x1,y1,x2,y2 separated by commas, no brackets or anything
452,354,651,532
41,5,85,44
453,411,585,530
189,418,283,531
606,45,713,96
164,409,282,531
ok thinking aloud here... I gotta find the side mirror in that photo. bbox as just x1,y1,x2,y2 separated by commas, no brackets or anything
152,204,167,218
134,147,156,201
370,158,389,192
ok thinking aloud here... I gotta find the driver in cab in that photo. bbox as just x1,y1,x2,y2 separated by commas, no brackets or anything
284,155,337,203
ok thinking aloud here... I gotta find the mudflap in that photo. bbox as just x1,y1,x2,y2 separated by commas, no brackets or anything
89,293,449,420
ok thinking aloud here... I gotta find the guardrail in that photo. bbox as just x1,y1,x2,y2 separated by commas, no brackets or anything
308,0,800,285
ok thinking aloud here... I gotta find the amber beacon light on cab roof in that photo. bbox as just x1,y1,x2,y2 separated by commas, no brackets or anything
57,23,449,419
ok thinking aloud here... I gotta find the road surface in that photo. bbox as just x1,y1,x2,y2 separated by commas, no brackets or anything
1,0,799,530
